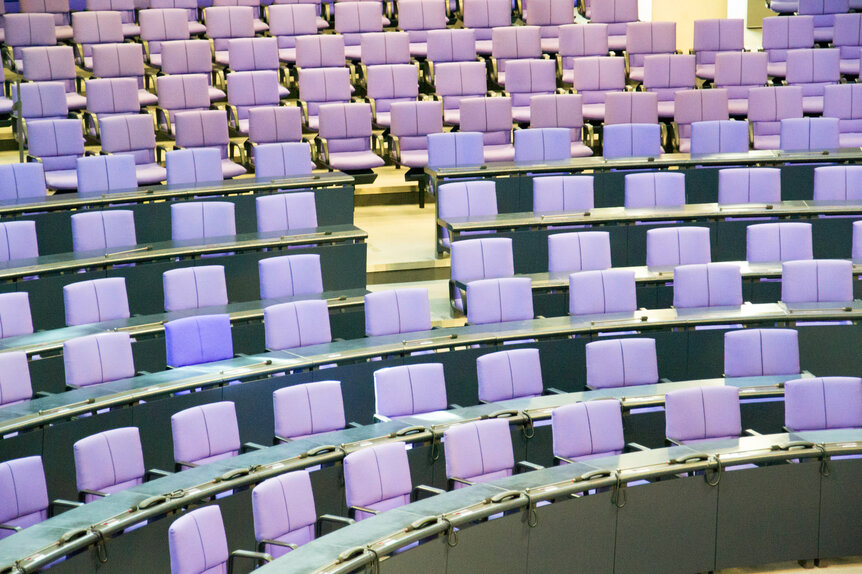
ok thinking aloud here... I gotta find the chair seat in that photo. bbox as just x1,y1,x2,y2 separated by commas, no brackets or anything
214,51,230,66
83,57,93,70
571,142,593,157
278,84,290,98
122,23,141,37
476,39,493,55
512,106,531,123
238,118,250,133
329,150,385,170
253,19,269,32
344,45,362,60
769,0,797,11
136,162,167,185
374,111,391,127
316,16,329,29
839,133,862,147
0,98,12,115
56,25,74,41
766,62,786,78
753,134,780,150
608,35,626,52
496,71,506,84
728,99,748,116
696,63,715,80
409,43,428,58
138,89,158,107
582,103,605,121
45,169,78,190
840,59,860,76
307,115,319,131
483,144,514,163
189,21,207,35
208,86,227,101
149,53,162,68
561,68,574,85
540,38,559,53
628,67,644,83
278,48,297,63
813,29,832,43
678,137,690,153
443,109,461,124
399,148,428,167
222,158,247,178
657,101,674,119
801,96,823,115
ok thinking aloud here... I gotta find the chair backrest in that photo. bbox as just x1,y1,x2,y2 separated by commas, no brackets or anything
205,5,255,49
833,12,862,52
364,288,432,336
586,337,658,388
779,117,840,151
295,34,346,68
163,266,229,312
624,172,685,208
569,268,636,315
335,1,383,40
166,148,225,185
227,70,280,118
0,293,34,339
529,93,585,144
434,61,488,109
165,314,234,367
781,259,853,303
21,46,77,85
692,18,744,66
459,97,513,146
365,63,420,106
16,81,68,120
389,100,443,151
532,175,593,213
273,380,345,438
374,363,447,418
160,39,214,75
139,8,189,48
258,253,323,299
570,56,626,102
254,143,312,179
99,114,158,166
252,470,318,558
443,418,514,487
450,237,514,283
343,441,412,519
673,262,743,308
267,4,318,48
5,13,56,52
762,16,815,60
526,0,573,28
513,127,571,162
171,401,240,466
63,277,130,326
248,106,303,145
625,21,676,68
0,456,48,538
63,332,135,387
0,163,48,201
74,427,145,501
0,352,33,407
718,168,781,204
256,190,317,233
72,11,123,51
426,28,476,62
746,222,813,263
361,31,411,65
504,58,556,103
462,0,511,39
75,155,138,194
299,68,352,117
748,86,804,137
548,231,611,273
0,221,38,262
786,47,840,89
227,37,279,71
174,109,231,154
690,120,750,155
427,131,485,167
168,506,229,574
558,23,609,63
317,103,374,152
855,221,862,259
604,91,659,125
27,119,84,172
589,0,638,25
552,399,624,461
90,43,146,83
477,347,543,402
785,376,862,431
665,386,741,444
602,123,662,158
466,278,533,324
714,51,768,96
642,53,696,98
674,88,730,136
813,165,862,201
398,0,447,40
723,328,800,377
646,226,711,267
264,299,331,350
171,201,236,241
491,25,542,70
438,180,497,221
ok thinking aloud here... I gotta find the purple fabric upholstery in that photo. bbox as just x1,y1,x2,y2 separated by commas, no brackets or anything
785,376,862,431
462,0,512,55
364,288,432,336
466,277,533,324
444,418,514,487
586,338,658,389
505,59,557,123
5,14,57,66
477,347,543,402
0,221,38,262
552,399,624,462
798,0,849,43
855,221,862,259
259,253,323,299
602,123,662,158
625,21,676,83
163,266,228,312
268,4,318,63
171,201,236,241
785,48,841,115
0,352,33,406
458,97,515,163
450,236,514,284
361,31,411,67
335,1,383,55
646,227,711,268
589,0,637,51
90,43,156,106
0,163,47,201
571,56,626,121
724,328,800,377
168,506,231,573
548,231,611,273
205,5,255,59
388,100,443,168
781,259,853,303
438,180,497,247
426,28,476,64
748,86,804,150
533,175,594,213
433,61,488,124
624,172,685,209
665,386,741,444
823,83,862,148
529,94,591,157
779,117,840,151
27,118,84,190
0,456,48,539
84,0,138,37
295,34,346,68
833,13,862,76
344,442,412,519
365,64,420,127
150,0,205,34
427,131,485,167
746,222,813,263
159,39,226,101
100,114,166,185
264,299,331,350
642,53,695,119
166,148,225,185
604,91,659,126
514,128,571,162
20,0,71,37
558,24,609,84
173,109,247,178
0,293,34,339
374,363,447,418
165,314,234,367
75,155,138,194
226,71,281,133
690,120,750,155
397,0,447,57
692,18,744,80
63,277,130,326
72,11,124,64
139,8,190,66
63,332,135,387
21,46,84,110
252,471,318,558
762,16,815,78
171,401,240,468
718,168,781,204
227,37,282,75
673,262,743,308
317,102,385,170
248,106,303,145
298,67,352,130
273,380,345,438
674,89,730,152
714,51,768,116
813,165,862,201
15,81,68,123
74,427,145,501
254,142,313,178
256,191,317,233
490,25,541,84
525,0,574,50
569,268,636,315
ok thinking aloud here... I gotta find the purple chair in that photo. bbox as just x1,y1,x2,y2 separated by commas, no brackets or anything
214,0,269,32
434,61,488,125
585,338,659,389
256,191,317,233
823,84,862,148
0,457,53,538
71,11,124,69
227,38,290,98
529,94,592,157
489,25,542,85
365,64,420,127
624,21,676,83
525,0,573,52
690,120,750,155
295,34,347,71
84,0,139,37
0,164,47,202
504,59,557,124
780,116,840,151
155,74,212,135
163,266,228,312
171,401,240,468
150,0,206,34
364,288,431,336
4,14,57,71
373,363,447,420
73,427,146,502
267,4,318,64
20,0,72,40
813,165,862,200
82,77,141,140
782,259,853,303
259,253,323,299
63,277,130,326
91,43,158,107
477,347,543,402
165,314,234,367
785,377,862,431
75,155,137,195
785,48,840,115
602,123,662,158
226,71,281,134
714,51,768,117
443,418,516,488
388,100,444,168
450,237,513,310
0,221,38,262
624,172,684,209
273,0,329,30
317,102,385,173
335,1,383,60
165,148,225,185
343,442,420,520
718,168,782,204
63,332,135,388
0,293,35,339
665,386,742,445
673,89,730,152
298,67,352,131
427,131,485,167
252,471,354,558
692,18,744,81
397,0,447,58
139,8,190,67
746,222,813,263
27,119,84,191
557,24,609,85
273,380,346,440
589,0,637,52
462,0,511,55
264,299,331,350
761,16,815,78
171,201,236,241
361,31,412,72
855,221,862,259
173,110,247,178
569,268,636,315
552,399,624,463
465,277,533,324
458,97,515,163
21,46,86,111
642,54,696,119
425,29,477,81
548,231,610,273
673,263,743,308
97,115,166,185
604,91,659,126
247,106,304,147
832,13,862,76
254,143,313,178
769,0,799,13
513,127,571,162
71,211,136,253
204,6,256,64
724,328,800,378
646,227,711,268
747,86,804,150
798,0,849,43
160,39,227,102
14,82,69,144
0,351,33,407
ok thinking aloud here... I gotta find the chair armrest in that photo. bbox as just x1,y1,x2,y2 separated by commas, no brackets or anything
744,429,762,436
155,143,173,163
515,461,544,473
258,539,297,553
274,434,291,444
49,499,83,517
349,505,380,518
82,111,100,140
555,455,575,465
659,378,672,384
448,476,474,489
546,387,566,395
175,460,198,470
155,107,172,136
144,468,172,481
348,421,363,428
79,489,108,500
0,523,21,533
448,403,463,409
73,43,86,67
316,514,355,536
316,137,331,166
666,438,683,447
412,484,445,501
625,442,650,452
228,549,273,570
229,140,245,164
241,442,267,453
34,391,54,398
373,413,392,422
